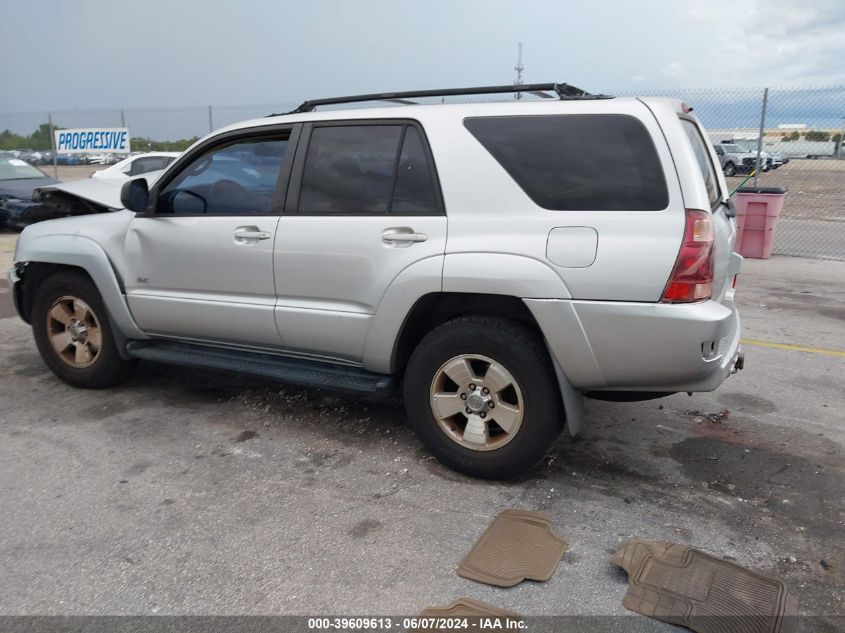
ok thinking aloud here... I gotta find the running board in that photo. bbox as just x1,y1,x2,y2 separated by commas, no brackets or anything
125,341,395,397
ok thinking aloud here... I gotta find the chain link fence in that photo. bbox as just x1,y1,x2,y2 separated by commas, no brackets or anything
2,86,843,260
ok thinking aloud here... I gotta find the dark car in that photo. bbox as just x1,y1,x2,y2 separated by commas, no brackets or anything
0,157,59,230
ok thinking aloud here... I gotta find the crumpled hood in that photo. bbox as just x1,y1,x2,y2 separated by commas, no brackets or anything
35,170,165,209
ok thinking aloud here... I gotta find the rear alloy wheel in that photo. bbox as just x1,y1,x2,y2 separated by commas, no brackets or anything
32,271,136,388
404,316,564,479
430,354,524,451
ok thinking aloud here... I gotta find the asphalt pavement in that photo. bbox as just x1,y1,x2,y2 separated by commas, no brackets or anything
0,247,842,630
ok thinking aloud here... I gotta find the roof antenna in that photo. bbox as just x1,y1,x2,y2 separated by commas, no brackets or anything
514,42,524,100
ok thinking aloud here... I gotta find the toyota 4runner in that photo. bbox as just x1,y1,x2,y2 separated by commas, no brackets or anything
9,83,743,478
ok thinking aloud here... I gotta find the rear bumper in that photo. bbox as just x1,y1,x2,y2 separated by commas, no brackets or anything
525,298,742,393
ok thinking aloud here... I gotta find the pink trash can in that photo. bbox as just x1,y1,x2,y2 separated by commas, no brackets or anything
734,186,787,259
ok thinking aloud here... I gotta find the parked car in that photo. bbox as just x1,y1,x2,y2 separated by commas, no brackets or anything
0,157,59,230
17,150,43,165
8,84,743,478
714,143,760,176
32,151,54,166
91,152,180,181
721,139,784,170
55,153,84,166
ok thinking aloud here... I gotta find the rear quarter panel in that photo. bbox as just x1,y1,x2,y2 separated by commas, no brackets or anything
421,99,685,302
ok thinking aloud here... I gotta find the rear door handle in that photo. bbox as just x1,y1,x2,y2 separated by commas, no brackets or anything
381,228,428,244
234,227,272,242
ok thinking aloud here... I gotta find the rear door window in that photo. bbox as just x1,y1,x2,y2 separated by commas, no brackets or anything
680,119,721,207
464,114,668,211
297,123,440,215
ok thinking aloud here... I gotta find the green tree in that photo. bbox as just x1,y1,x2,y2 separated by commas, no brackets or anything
130,136,199,152
804,130,830,142
781,131,801,142
0,123,61,150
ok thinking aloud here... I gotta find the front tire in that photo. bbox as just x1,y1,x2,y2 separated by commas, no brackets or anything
31,271,136,388
403,316,564,479
723,162,736,177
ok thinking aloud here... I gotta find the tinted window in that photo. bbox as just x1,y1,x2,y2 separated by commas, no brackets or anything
158,137,288,215
297,124,440,215
129,156,176,176
392,127,439,214
464,115,668,211
299,125,401,214
681,119,720,206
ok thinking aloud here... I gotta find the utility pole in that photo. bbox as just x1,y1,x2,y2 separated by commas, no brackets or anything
514,42,524,99
754,87,768,186
47,112,58,179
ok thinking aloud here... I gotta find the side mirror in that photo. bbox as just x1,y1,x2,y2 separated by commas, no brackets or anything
120,178,150,212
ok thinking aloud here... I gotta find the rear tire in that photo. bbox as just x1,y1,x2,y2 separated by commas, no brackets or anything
403,316,564,479
31,271,136,388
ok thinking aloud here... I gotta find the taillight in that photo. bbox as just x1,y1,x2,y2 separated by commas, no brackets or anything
661,209,715,303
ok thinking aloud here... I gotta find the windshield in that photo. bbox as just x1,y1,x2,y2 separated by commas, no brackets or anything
0,158,46,180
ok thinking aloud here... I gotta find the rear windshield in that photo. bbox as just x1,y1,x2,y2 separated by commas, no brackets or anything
464,114,668,211
680,119,720,206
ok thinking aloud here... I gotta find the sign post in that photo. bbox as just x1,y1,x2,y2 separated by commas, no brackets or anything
48,112,59,179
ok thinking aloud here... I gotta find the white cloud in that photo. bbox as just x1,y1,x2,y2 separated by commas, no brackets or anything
661,62,686,80
658,0,845,87
683,7,713,23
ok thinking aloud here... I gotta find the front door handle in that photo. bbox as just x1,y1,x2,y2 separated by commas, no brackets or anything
234,226,272,243
382,227,428,245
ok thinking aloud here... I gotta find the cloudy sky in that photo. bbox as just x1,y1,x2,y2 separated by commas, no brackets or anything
1,0,843,113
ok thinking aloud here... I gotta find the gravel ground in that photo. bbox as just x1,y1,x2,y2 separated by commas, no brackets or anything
0,253,842,631
726,159,845,222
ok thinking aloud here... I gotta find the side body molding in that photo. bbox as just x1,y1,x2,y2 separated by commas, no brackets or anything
15,234,147,341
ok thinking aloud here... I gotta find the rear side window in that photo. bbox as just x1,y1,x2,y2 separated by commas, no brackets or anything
392,127,439,215
298,124,440,215
681,119,720,207
464,114,668,211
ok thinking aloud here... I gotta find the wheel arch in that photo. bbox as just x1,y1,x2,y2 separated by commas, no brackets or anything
390,292,542,374
13,234,147,341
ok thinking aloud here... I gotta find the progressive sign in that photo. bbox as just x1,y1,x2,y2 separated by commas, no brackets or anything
54,128,130,154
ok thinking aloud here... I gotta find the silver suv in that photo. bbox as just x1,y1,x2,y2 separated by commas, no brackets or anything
714,143,760,176
8,84,743,478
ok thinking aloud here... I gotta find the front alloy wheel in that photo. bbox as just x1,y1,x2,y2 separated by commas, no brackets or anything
47,296,103,368
32,271,136,388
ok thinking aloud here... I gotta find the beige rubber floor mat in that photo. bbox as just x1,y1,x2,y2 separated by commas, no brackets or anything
611,539,799,633
458,509,568,587
416,598,520,632
420,597,519,618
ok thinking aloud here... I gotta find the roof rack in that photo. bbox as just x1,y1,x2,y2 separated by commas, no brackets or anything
276,83,611,115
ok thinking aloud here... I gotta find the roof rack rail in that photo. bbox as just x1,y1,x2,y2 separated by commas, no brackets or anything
276,83,611,115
